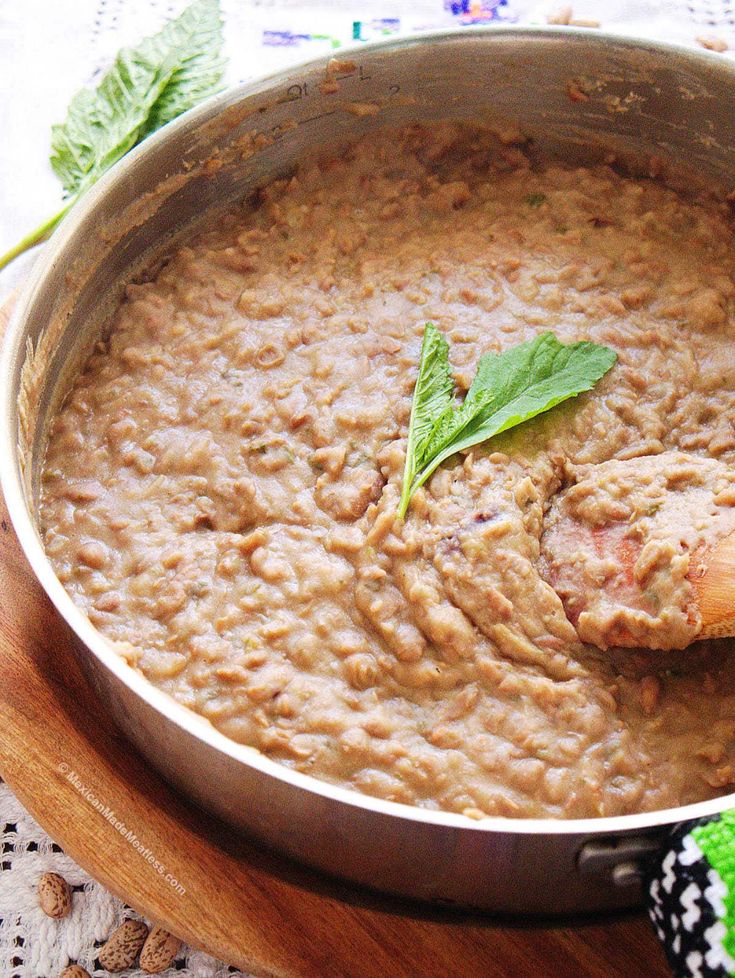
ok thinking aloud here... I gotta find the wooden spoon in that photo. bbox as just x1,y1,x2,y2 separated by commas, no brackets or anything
691,529,735,640
543,519,735,650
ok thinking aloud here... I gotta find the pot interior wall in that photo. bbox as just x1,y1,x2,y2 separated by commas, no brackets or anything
15,29,735,509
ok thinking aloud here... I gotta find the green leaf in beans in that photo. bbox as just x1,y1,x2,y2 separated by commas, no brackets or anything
397,327,617,519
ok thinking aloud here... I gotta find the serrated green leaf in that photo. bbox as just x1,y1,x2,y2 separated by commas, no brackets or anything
50,56,173,197
0,0,226,272
49,0,225,199
415,384,495,471
399,330,617,515
141,0,226,136
397,323,454,519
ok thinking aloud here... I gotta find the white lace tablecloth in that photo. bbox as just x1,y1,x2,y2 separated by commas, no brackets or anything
1,2,735,975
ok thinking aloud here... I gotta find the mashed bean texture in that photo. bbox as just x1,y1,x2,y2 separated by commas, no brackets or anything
40,125,735,818
541,453,735,650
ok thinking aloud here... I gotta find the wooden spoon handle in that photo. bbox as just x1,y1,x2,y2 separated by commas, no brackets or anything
692,530,735,640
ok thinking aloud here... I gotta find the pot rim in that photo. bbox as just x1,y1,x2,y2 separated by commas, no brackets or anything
3,24,734,839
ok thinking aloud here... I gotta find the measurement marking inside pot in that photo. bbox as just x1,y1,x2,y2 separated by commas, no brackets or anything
278,83,311,103
277,65,373,105
299,110,339,125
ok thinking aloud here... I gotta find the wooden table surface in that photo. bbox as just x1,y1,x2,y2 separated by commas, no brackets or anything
0,297,671,977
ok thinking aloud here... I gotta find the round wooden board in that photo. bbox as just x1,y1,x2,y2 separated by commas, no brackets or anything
0,294,670,978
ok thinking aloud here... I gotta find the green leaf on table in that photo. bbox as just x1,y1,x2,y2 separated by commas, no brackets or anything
50,0,225,198
49,56,174,199
140,0,227,136
0,0,225,272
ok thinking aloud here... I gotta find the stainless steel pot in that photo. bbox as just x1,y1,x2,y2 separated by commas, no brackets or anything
3,27,735,915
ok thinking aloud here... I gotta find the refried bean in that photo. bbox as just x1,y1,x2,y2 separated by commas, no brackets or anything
40,123,735,819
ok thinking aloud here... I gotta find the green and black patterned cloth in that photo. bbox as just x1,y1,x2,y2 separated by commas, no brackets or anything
646,813,735,977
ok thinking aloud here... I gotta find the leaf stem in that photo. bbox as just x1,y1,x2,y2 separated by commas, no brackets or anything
0,200,76,273
397,478,412,521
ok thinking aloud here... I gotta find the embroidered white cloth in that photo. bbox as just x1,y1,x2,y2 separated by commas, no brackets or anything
0,781,249,978
1,2,734,976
